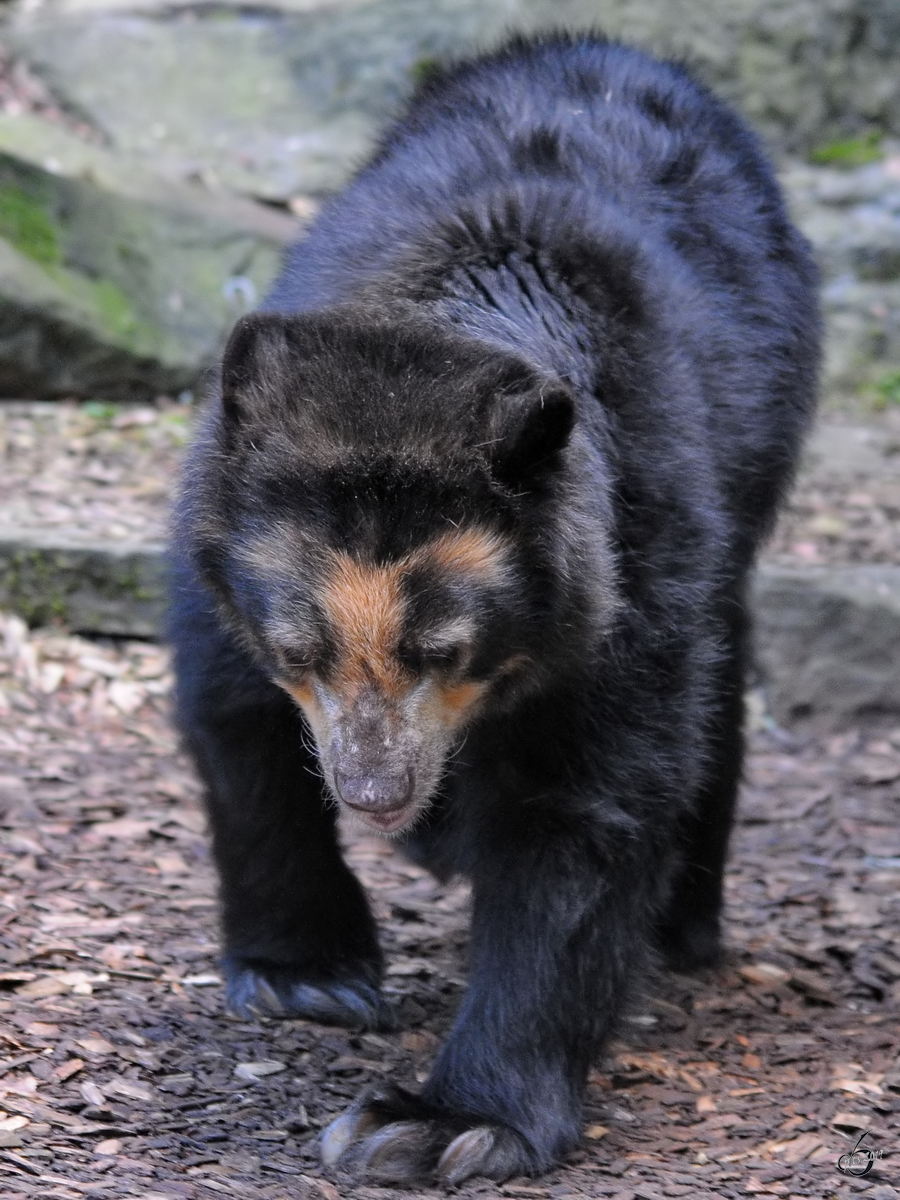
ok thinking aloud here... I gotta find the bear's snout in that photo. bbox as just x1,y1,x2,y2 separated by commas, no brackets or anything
333,767,414,817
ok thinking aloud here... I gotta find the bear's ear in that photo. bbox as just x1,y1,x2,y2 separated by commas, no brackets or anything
484,380,575,488
220,313,293,426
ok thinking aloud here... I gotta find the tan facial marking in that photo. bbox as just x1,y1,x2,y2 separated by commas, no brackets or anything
279,679,326,740
319,552,409,699
425,527,510,583
294,527,512,708
435,679,490,725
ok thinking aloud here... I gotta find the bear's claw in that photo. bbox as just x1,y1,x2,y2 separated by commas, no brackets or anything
320,1085,533,1185
224,964,393,1029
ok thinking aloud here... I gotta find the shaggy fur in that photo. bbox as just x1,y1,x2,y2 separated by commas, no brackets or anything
170,32,820,1185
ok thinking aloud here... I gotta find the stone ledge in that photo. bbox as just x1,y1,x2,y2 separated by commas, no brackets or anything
1,535,899,724
0,530,166,639
752,564,900,726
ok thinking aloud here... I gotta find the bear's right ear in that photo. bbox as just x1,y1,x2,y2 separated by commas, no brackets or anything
220,313,292,426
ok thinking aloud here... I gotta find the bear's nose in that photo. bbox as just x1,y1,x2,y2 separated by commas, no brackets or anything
333,770,413,814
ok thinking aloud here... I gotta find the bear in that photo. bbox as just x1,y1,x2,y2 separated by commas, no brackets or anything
169,32,820,1187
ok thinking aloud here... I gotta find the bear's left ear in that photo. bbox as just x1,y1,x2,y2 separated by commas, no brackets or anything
220,313,293,426
484,381,575,488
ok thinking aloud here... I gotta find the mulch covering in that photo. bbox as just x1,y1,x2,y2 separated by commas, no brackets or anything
1,616,900,1199
766,410,900,569
0,403,188,547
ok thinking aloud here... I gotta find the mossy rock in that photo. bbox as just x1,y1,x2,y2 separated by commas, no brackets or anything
0,530,166,635
6,0,900,209
0,151,283,399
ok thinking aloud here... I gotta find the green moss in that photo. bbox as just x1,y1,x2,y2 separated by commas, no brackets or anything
0,184,60,265
809,132,883,169
2,550,69,627
410,55,442,88
49,265,167,358
92,278,141,338
869,368,900,410
82,400,121,423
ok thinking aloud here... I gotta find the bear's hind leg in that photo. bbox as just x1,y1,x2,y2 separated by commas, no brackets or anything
655,603,747,971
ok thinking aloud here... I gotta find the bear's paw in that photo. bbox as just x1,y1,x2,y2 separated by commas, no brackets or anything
225,963,393,1030
320,1084,535,1185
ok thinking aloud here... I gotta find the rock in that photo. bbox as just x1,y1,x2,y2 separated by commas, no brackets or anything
0,528,166,636
0,111,301,244
752,565,900,725
781,157,900,395
0,148,286,399
6,0,900,207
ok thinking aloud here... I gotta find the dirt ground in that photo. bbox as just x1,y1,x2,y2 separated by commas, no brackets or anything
1,606,900,1200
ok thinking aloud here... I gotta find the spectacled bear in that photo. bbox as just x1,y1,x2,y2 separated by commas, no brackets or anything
169,32,820,1187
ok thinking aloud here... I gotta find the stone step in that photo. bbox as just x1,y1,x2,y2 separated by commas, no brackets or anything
1,529,898,726
752,565,900,725
0,528,165,639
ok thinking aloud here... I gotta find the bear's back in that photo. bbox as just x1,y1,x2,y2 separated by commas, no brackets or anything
269,35,799,314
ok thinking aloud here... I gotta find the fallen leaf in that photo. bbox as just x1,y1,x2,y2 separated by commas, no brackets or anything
856,758,900,785
76,1035,115,1056
234,1060,287,1082
54,1058,83,1081
584,1124,608,1139
94,1138,121,1156
90,818,155,840
832,1111,871,1131
39,914,143,934
105,1078,153,1102
107,681,146,714
739,963,790,988
789,969,838,1005
23,1023,59,1038
772,1133,824,1164
15,978,68,999
79,1080,105,1107
830,1078,883,1097
298,1176,341,1200
1,1074,39,1096
696,1095,717,1113
154,852,189,875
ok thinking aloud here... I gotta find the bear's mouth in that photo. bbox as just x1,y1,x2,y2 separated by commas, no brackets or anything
355,805,418,834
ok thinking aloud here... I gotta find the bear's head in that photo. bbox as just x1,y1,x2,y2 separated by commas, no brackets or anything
184,308,614,832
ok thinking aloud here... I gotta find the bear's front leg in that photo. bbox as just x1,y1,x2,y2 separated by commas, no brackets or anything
323,815,654,1183
173,608,391,1030
195,699,392,1028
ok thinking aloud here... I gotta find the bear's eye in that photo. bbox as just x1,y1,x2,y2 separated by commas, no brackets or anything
275,643,316,674
422,644,464,670
398,641,467,675
399,618,476,676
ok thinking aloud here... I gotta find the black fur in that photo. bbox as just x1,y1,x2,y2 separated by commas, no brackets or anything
170,33,820,1184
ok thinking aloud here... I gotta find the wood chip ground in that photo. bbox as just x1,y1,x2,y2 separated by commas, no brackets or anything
1,612,900,1199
